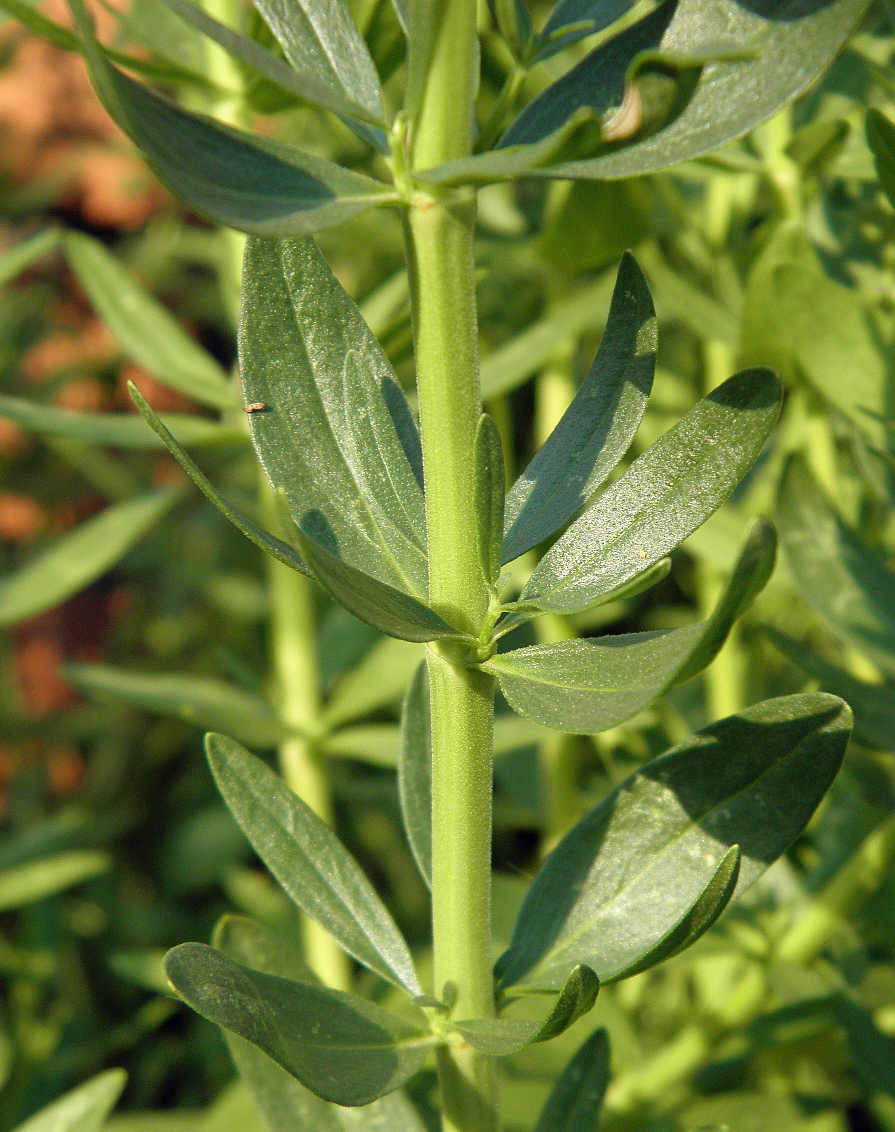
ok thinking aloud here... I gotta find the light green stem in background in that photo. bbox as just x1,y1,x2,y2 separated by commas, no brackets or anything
404,5,498,1129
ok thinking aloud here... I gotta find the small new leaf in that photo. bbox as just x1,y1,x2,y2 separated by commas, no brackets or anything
475,414,506,587
534,1030,610,1132
398,664,433,887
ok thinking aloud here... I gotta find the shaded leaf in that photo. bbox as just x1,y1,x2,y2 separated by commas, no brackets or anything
206,733,422,994
497,693,850,988
69,0,393,235
63,662,288,749
0,489,177,627
398,664,432,888
536,0,635,60
489,0,534,58
13,1072,127,1132
533,1029,610,1132
475,414,506,586
519,369,780,613
61,232,235,411
165,944,431,1106
0,228,58,288
777,456,895,680
0,851,109,912
503,252,656,563
867,107,895,210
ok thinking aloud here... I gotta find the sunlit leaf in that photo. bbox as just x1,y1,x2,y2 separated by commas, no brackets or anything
533,1030,610,1132
13,1072,126,1132
0,851,109,912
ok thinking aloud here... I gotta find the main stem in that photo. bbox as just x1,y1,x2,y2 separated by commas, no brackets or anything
404,6,498,1130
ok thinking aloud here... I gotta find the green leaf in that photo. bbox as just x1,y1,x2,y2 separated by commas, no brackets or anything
61,232,235,411
0,851,109,912
497,692,850,988
519,369,780,614
533,1029,609,1132
500,0,869,180
164,943,431,1106
321,725,401,768
536,0,634,60
502,252,656,563
13,1072,127,1132
0,393,244,450
63,662,289,749
129,385,311,578
765,627,895,751
453,964,599,1055
213,916,427,1132
475,414,506,587
398,664,432,888
68,0,394,235
0,228,58,287
777,456,895,680
867,108,895,210
837,997,895,1101
240,238,428,597
489,0,533,58
206,733,422,995
296,530,457,643
323,638,422,729
0,489,177,627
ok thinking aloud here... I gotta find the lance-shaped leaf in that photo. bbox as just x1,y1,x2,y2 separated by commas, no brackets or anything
323,637,422,729
868,108,895,210
497,693,851,989
165,944,431,1106
0,851,109,912
206,733,422,995
129,385,311,578
475,414,506,587
534,1029,610,1132
213,916,429,1132
502,252,656,563
453,964,599,1055
61,232,235,411
399,664,432,887
488,517,775,732
297,529,457,643
519,369,780,614
240,238,428,598
0,489,177,627
63,662,289,748
322,724,401,768
493,0,869,181
535,0,637,60
489,0,534,58
13,1070,127,1132
777,456,895,681
68,0,394,236
0,393,243,450
0,228,58,288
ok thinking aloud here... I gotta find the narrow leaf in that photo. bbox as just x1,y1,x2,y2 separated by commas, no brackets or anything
164,944,431,1106
536,0,636,60
297,529,457,643
13,1071,127,1132
0,228,58,288
129,384,311,577
777,456,895,680
0,489,177,627
240,238,428,596
520,369,781,613
63,662,289,748
489,0,534,58
321,724,400,768
62,232,235,411
867,108,895,210
323,637,422,729
475,414,506,586
0,851,109,912
503,252,656,563
497,693,851,988
534,1030,610,1132
0,393,244,450
69,0,393,236
398,664,432,888
206,733,422,995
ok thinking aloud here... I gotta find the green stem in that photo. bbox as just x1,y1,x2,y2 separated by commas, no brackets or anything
404,6,498,1129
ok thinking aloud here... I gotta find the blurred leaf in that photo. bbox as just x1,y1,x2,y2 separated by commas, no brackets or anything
0,228,58,287
786,116,849,174
297,530,456,642
323,637,422,729
129,385,311,577
536,0,635,60
867,107,895,209
13,1071,127,1132
206,733,422,994
321,724,399,767
0,394,244,449
63,662,289,748
214,914,315,982
240,238,428,596
0,489,177,627
496,693,850,988
61,232,235,411
533,1029,610,1132
398,663,432,888
518,370,780,613
475,414,506,587
838,997,895,1100
503,252,656,563
777,456,895,680
489,0,533,58
164,944,430,1106
69,0,393,235
0,851,109,911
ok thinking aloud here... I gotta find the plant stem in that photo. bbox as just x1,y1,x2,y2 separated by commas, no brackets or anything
404,6,498,1129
